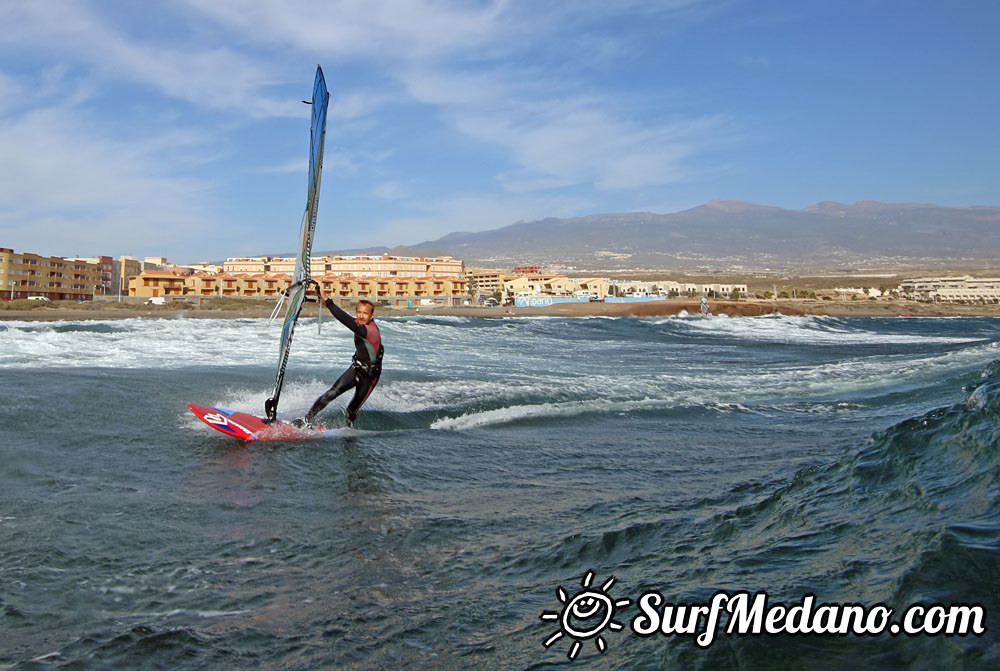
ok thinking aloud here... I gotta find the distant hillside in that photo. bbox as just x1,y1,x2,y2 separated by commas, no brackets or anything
403,200,1000,270
249,200,1000,271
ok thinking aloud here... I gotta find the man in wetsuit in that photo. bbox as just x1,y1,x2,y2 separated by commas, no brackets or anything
294,288,383,429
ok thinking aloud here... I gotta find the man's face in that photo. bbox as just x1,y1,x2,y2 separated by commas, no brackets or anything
356,303,374,325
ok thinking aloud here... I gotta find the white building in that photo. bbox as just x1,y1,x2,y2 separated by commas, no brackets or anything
608,280,748,298
901,276,1000,302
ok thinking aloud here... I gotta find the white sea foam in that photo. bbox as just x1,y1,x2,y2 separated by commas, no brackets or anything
431,397,676,430
651,313,985,345
6,316,999,428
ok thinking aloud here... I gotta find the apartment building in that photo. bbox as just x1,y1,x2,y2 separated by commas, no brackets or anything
466,270,505,297
0,248,102,301
502,275,611,301
223,257,270,273
129,270,468,305
69,256,114,295
224,254,464,279
902,276,1000,302
128,270,188,298
504,274,577,297
609,279,748,298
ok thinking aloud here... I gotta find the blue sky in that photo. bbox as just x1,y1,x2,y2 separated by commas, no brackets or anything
1,1,997,263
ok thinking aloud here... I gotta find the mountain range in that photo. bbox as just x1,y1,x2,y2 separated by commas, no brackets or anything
318,200,1000,271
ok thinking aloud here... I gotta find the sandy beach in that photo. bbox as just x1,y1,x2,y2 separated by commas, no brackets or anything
4,298,1000,322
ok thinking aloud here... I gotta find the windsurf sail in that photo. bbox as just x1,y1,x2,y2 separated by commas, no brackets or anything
264,66,330,422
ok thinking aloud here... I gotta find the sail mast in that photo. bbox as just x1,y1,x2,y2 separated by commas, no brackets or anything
265,66,330,422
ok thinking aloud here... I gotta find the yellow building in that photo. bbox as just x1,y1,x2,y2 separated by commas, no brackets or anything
186,262,223,274
503,274,575,298
463,271,611,302
467,270,505,297
130,268,469,305
572,278,611,299
225,253,464,279
127,270,189,298
113,257,144,296
186,273,218,296
223,257,271,273
0,247,101,301
315,273,468,305
499,274,612,302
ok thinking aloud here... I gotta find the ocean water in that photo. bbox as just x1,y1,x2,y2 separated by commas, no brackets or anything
1,313,998,669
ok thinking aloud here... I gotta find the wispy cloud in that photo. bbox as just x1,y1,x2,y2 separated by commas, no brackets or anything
0,0,737,259
181,0,513,62
0,1,296,118
0,99,223,257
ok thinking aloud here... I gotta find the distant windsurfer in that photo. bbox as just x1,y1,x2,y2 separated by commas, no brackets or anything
294,288,383,429
700,298,711,317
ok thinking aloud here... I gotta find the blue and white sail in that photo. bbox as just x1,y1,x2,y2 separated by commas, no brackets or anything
265,66,330,422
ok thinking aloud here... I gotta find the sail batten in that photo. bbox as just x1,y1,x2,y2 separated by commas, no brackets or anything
265,66,330,422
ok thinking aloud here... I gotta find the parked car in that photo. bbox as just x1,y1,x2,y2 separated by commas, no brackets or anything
27,296,51,302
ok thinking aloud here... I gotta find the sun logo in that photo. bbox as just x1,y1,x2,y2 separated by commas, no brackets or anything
540,570,631,660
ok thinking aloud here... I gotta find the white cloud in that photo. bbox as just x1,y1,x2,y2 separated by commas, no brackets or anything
370,182,406,200
0,103,221,257
0,1,297,119
0,0,735,258
439,91,729,192
181,0,512,62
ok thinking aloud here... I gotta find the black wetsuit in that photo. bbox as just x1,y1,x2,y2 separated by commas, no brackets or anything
304,299,383,426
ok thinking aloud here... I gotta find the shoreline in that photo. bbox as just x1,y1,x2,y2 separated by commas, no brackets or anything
4,298,1000,322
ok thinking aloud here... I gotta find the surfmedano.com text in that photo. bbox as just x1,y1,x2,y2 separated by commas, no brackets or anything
631,591,986,648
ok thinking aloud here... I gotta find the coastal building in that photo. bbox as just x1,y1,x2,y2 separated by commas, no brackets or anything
316,274,468,305
0,247,102,301
224,257,270,273
69,255,114,295
114,257,141,296
113,256,180,296
832,287,886,299
129,269,469,305
504,274,574,298
467,270,612,302
608,280,748,299
115,257,221,297
573,278,610,299
901,276,1000,302
127,270,188,298
466,270,505,298
224,254,464,279
502,275,611,302
186,262,223,274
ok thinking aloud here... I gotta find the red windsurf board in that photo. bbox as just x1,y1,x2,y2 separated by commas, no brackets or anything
187,403,324,441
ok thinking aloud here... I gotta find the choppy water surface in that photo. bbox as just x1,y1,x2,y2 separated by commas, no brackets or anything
1,314,999,669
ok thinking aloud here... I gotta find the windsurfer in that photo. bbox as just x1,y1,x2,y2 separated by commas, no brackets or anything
294,288,383,429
